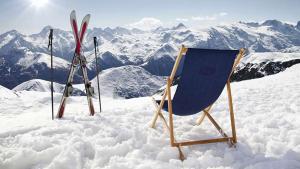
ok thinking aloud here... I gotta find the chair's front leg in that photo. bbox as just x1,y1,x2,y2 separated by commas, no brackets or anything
151,97,169,132
150,90,167,128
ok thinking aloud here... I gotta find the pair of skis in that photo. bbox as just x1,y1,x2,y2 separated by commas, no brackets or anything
57,10,95,118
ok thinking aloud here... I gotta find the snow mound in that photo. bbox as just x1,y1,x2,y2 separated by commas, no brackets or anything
0,85,17,99
92,65,165,98
13,79,85,96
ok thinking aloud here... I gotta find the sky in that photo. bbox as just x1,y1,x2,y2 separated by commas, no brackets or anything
0,0,299,34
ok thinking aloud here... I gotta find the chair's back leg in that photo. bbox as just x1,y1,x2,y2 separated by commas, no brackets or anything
226,80,237,143
196,105,213,125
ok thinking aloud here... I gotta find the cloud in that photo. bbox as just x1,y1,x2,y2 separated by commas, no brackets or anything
191,12,228,22
219,12,228,17
176,18,189,22
191,16,216,21
128,17,163,30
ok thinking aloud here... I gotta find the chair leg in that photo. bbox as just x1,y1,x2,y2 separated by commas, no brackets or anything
150,91,167,128
196,105,213,125
167,78,175,145
204,109,229,138
151,98,169,132
227,81,237,143
196,113,206,125
166,78,185,160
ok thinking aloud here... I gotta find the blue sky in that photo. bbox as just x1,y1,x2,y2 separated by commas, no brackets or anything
0,0,299,34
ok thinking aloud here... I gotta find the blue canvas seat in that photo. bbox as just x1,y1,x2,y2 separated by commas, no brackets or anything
156,48,239,116
150,45,245,161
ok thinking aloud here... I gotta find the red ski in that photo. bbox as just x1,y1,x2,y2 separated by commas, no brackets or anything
57,10,95,118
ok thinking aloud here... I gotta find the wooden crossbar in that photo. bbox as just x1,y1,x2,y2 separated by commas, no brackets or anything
173,137,233,146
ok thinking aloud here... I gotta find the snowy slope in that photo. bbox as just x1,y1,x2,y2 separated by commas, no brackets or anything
0,85,17,100
13,79,85,96
232,52,300,81
241,52,300,64
16,51,69,69
91,65,165,98
0,64,299,169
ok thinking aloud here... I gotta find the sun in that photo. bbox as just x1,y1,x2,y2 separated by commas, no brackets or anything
30,0,49,9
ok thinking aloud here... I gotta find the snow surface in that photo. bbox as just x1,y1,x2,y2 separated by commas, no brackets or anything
13,79,85,96
17,51,69,69
13,79,64,93
0,85,17,100
242,52,300,64
0,65,300,169
91,65,165,98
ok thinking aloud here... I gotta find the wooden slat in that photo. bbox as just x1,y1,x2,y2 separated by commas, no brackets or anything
167,78,175,145
204,110,229,138
196,105,213,125
226,80,237,143
230,48,245,76
151,98,169,132
169,45,188,81
152,98,185,160
150,45,187,128
173,137,233,146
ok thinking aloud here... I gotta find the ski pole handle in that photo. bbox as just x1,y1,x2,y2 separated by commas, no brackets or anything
93,37,97,47
48,29,53,49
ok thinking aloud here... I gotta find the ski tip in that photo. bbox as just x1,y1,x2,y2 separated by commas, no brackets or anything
70,10,76,18
83,14,91,21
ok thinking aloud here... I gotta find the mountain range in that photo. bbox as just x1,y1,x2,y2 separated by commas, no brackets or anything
1,20,300,98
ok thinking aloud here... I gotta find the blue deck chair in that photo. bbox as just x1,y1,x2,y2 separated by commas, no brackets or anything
150,45,245,160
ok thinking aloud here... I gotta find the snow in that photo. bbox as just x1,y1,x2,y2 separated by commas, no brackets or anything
0,85,17,100
13,79,85,96
0,34,15,48
242,52,300,64
13,79,62,93
0,64,300,169
17,51,69,69
91,65,165,98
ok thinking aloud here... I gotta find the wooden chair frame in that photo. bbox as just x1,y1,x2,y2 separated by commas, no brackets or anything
150,45,245,160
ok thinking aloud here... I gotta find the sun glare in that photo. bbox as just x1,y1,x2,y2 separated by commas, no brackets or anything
30,0,49,9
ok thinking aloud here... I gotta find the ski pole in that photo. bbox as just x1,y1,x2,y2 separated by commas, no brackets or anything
93,37,102,112
48,29,54,120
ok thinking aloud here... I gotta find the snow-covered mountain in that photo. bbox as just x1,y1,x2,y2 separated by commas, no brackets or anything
13,79,85,96
1,19,300,95
91,65,165,98
232,52,300,81
2,19,300,63
0,49,82,88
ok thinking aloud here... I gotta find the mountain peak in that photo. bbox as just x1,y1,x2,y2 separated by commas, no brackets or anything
261,20,283,27
0,29,23,39
297,21,300,30
173,23,187,30
239,21,259,27
3,29,20,36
